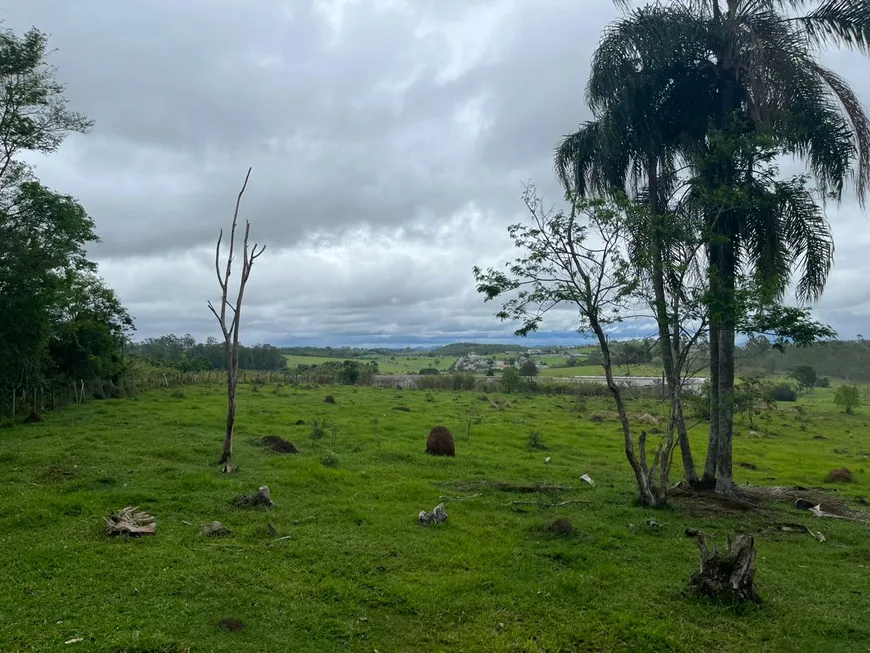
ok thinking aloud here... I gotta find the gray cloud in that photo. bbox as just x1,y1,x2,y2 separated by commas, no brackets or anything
4,0,870,344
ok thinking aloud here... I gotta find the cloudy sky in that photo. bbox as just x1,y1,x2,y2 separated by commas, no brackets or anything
4,0,870,347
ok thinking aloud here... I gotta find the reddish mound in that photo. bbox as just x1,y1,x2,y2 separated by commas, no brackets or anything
325,395,336,404
426,425,455,457
827,468,853,483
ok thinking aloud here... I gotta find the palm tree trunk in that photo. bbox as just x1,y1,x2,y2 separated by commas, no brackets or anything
715,240,737,492
703,243,721,486
647,155,698,483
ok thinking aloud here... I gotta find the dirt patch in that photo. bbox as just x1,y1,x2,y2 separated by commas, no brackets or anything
827,468,853,484
262,435,300,454
41,466,75,483
218,618,245,632
426,426,455,456
547,518,574,535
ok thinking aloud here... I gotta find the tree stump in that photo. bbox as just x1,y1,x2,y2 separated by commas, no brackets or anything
233,485,275,507
419,502,448,525
688,533,760,604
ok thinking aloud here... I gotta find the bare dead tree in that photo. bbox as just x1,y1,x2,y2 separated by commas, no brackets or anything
207,167,265,473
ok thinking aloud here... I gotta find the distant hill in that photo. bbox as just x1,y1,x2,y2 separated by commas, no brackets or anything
431,342,528,356
738,339,870,383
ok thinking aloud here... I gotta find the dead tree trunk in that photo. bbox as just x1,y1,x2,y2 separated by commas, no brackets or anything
207,167,265,473
688,533,760,604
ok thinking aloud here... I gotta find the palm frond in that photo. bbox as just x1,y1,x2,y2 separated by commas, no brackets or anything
800,0,870,53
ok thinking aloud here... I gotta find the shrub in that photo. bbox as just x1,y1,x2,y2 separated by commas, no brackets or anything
768,383,797,402
519,360,538,377
526,430,547,450
817,376,831,388
320,450,339,467
501,367,521,393
834,384,861,414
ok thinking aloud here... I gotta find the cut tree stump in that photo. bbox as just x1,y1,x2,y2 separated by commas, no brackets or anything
105,506,156,537
234,485,274,507
688,533,760,604
419,502,448,526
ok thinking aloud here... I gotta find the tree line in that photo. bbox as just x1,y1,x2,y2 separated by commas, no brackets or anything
128,334,287,372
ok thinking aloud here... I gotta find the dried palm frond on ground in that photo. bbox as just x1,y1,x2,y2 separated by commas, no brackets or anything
104,506,156,536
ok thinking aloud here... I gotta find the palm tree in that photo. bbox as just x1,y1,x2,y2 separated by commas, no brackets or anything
554,46,715,484
587,0,870,491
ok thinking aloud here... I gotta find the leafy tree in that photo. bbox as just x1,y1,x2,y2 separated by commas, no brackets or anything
501,367,520,393
834,384,861,414
519,360,538,377
790,365,818,392
733,375,776,428
0,24,131,415
475,186,672,507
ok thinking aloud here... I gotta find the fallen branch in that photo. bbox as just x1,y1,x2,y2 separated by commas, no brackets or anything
438,493,482,502
105,506,156,537
796,499,870,525
508,499,590,508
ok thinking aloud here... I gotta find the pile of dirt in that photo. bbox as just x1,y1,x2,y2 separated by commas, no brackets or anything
827,468,853,483
548,518,574,535
262,435,300,454
325,395,336,404
426,425,455,456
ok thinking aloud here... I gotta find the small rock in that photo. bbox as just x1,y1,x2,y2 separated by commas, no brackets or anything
200,521,232,537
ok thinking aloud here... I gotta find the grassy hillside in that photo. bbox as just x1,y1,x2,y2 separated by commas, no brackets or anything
1,385,867,652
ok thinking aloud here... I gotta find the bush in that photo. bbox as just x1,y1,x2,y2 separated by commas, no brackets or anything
501,367,521,393
526,431,547,450
817,376,831,388
519,360,538,377
320,450,339,467
768,383,797,402
834,384,861,414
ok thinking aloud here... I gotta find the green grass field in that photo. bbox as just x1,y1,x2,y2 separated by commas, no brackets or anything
1,384,868,652
283,354,458,375
537,363,664,378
